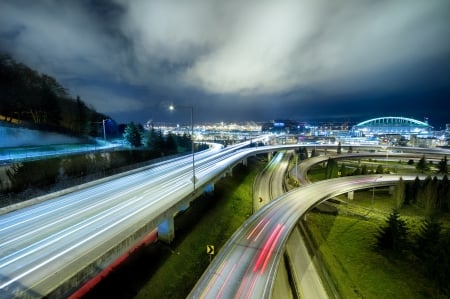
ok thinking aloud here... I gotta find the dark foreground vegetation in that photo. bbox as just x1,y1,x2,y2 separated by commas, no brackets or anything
82,157,265,299
0,54,116,137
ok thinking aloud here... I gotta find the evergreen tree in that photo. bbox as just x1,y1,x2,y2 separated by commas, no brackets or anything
165,132,178,155
325,158,339,179
352,167,361,175
376,164,384,174
375,209,409,256
339,163,347,176
310,148,318,157
348,145,353,153
416,155,428,173
361,164,368,175
408,176,421,204
437,156,448,174
337,142,342,154
438,175,449,213
123,122,142,147
424,177,439,218
415,218,442,262
393,177,405,209
414,218,450,293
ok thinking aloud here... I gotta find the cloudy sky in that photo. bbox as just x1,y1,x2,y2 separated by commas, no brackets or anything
1,0,449,127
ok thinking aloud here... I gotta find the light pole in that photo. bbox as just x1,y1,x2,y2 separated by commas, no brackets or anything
371,175,383,207
102,119,108,141
169,105,196,191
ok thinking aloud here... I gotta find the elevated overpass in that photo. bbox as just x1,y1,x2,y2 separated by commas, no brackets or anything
0,140,448,298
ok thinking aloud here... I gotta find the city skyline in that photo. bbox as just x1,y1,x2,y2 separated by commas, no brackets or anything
1,0,449,127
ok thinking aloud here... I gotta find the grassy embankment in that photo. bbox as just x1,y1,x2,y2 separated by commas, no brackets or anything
305,160,449,299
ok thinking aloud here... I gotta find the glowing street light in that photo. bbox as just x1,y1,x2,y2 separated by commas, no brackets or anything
169,104,196,191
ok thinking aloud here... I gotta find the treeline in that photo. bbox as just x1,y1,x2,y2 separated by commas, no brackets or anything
123,123,208,155
0,54,111,136
324,155,448,179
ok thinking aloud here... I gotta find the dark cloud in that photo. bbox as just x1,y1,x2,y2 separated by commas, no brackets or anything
0,0,449,126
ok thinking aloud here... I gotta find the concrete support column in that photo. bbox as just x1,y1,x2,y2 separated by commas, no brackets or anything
242,158,247,167
204,183,214,194
227,167,233,177
348,191,354,200
158,216,175,244
268,152,273,161
389,186,395,195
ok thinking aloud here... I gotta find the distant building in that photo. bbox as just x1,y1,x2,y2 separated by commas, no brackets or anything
261,120,306,134
352,117,433,137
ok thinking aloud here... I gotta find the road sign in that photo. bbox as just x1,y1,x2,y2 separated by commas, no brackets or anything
206,245,214,255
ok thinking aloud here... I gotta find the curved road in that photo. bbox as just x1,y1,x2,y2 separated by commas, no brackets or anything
188,174,431,299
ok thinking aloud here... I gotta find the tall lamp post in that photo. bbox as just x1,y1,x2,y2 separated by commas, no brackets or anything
169,105,196,191
372,175,383,207
102,119,108,141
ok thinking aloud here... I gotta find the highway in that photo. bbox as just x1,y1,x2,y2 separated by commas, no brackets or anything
187,174,431,299
254,151,289,210
254,151,328,299
0,141,257,298
0,140,448,298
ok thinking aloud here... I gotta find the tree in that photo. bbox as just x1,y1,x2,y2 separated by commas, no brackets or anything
375,209,409,256
424,177,439,218
325,158,339,179
413,218,449,293
337,142,342,154
339,163,347,176
393,177,405,209
361,164,368,175
347,145,353,153
437,156,448,174
375,164,383,174
123,122,142,147
165,132,178,155
437,175,449,213
416,155,428,173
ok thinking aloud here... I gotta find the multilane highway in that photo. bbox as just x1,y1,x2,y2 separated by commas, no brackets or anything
0,140,448,298
0,141,259,298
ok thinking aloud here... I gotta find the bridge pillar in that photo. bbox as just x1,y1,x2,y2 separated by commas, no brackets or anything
204,183,214,194
242,158,247,167
158,216,175,244
227,166,233,177
268,152,273,161
389,186,395,195
348,191,354,200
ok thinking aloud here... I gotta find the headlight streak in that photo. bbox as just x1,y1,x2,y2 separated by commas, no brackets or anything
0,178,186,289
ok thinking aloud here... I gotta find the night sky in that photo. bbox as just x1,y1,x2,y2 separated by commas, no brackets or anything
1,0,449,128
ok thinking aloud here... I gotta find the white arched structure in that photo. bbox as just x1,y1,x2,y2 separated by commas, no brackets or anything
353,116,433,136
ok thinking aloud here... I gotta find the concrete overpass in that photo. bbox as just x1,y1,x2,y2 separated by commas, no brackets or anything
0,141,448,298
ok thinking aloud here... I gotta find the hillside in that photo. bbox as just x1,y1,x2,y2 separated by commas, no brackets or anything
0,53,114,138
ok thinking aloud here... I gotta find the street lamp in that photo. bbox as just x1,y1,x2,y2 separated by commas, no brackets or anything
102,119,109,141
371,175,383,207
169,104,196,191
